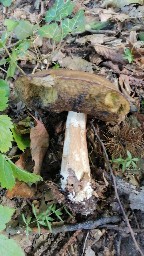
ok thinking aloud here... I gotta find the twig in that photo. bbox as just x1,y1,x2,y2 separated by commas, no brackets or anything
82,231,90,256
86,30,116,35
6,216,120,236
50,216,120,234
91,122,144,256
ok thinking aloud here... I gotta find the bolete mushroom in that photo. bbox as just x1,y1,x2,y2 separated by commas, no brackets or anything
15,69,130,214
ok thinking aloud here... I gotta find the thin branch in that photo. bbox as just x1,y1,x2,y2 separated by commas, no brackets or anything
6,216,120,237
91,122,144,256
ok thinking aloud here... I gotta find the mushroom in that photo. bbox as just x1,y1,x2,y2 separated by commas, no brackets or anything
15,69,130,214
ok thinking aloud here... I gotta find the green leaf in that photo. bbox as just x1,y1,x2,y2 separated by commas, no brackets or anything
0,154,42,189
12,127,30,152
45,0,74,23
16,40,30,58
0,154,15,189
0,58,7,66
126,161,131,167
132,158,139,161
0,79,10,96
0,234,24,256
0,115,13,153
9,158,42,184
70,10,85,33
0,205,15,231
123,48,134,64
52,26,63,42
0,89,8,111
45,218,52,232
0,31,9,48
7,49,18,78
138,32,144,41
60,11,85,38
14,20,34,40
4,19,18,32
85,21,109,31
38,23,63,42
38,23,61,40
61,18,73,38
132,162,137,168
0,0,12,7
126,150,132,159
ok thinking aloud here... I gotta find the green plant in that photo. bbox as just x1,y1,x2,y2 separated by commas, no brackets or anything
0,0,110,79
22,204,64,235
0,79,42,189
111,150,139,173
0,0,12,7
0,0,85,78
123,48,134,63
22,214,32,237
0,205,24,256
38,0,85,42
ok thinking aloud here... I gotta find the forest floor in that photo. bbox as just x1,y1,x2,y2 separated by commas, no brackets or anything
0,0,144,255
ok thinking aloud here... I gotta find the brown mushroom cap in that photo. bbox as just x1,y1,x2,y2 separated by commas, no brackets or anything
15,69,130,122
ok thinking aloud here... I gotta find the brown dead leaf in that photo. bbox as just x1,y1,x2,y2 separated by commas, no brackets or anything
58,56,93,73
6,181,34,199
119,74,136,103
99,8,129,22
76,34,104,45
30,119,49,174
14,154,25,169
93,44,125,64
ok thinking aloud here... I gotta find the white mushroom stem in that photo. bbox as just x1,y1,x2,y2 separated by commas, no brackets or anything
61,111,93,203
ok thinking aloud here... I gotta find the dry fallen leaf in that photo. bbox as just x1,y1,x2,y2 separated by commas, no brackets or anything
76,34,104,45
6,181,34,199
93,44,125,64
99,8,129,22
102,0,143,8
14,154,25,169
30,119,49,174
58,56,93,73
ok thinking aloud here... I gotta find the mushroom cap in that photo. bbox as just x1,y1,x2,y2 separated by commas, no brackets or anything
15,69,130,122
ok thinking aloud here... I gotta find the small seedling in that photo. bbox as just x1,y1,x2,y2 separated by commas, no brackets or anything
123,48,134,64
22,214,32,237
111,150,139,173
52,63,60,69
22,204,64,235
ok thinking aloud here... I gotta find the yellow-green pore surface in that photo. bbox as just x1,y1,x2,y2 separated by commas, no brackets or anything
15,69,130,123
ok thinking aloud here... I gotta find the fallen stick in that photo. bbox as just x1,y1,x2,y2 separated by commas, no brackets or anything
6,216,121,236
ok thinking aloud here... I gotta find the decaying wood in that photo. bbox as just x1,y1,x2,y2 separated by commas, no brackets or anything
15,69,130,123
